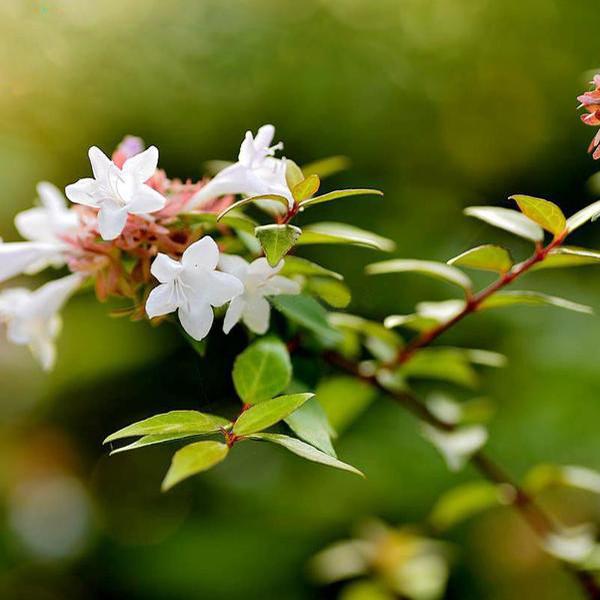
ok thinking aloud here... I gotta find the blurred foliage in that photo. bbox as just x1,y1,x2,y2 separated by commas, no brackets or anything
2,0,600,598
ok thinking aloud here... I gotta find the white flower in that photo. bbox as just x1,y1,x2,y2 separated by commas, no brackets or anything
421,424,488,471
145,237,243,341
0,183,80,283
65,145,165,240
0,273,82,371
188,124,293,211
219,255,300,334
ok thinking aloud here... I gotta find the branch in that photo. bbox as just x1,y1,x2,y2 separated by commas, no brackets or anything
323,350,600,599
395,234,566,364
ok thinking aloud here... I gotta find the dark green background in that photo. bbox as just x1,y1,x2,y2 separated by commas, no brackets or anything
1,1,600,598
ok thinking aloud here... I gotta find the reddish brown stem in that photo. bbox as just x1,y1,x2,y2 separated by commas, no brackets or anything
396,233,566,365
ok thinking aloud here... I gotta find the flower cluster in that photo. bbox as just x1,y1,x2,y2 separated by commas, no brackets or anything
0,126,303,370
578,74,600,159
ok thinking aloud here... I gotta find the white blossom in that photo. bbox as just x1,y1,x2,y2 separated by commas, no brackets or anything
0,273,82,371
145,237,243,341
219,255,300,334
0,183,80,283
188,124,293,211
65,145,165,240
421,424,488,471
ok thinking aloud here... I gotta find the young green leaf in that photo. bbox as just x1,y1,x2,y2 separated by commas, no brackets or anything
566,200,600,233
285,396,337,456
178,211,257,234
464,206,544,242
110,432,200,455
384,314,440,332
232,393,314,436
255,224,302,266
530,246,600,270
292,174,320,202
285,159,305,189
162,441,229,491
280,256,343,280
301,155,350,179
329,313,404,350
272,294,343,347
305,277,351,308
448,244,513,274
479,290,593,314
217,194,290,221
366,259,472,292
524,464,600,495
232,337,292,404
510,194,566,236
104,411,231,443
401,348,479,388
429,481,502,531
299,188,383,208
250,433,363,477
316,376,377,434
297,222,395,252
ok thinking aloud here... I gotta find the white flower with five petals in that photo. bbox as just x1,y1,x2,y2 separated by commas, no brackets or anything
0,183,79,283
0,273,82,371
219,256,300,335
146,237,243,341
188,124,293,211
65,145,165,240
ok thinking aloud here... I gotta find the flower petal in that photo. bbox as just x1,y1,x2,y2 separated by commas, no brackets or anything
223,295,245,334
178,301,214,341
29,327,58,372
146,283,179,318
97,205,129,240
242,295,271,334
150,253,182,283
254,124,276,150
88,146,113,181
261,275,301,296
204,271,244,307
181,236,220,271
15,208,52,242
65,178,100,207
218,254,249,280
29,273,82,319
247,257,280,279
122,146,158,182
127,185,166,214
0,242,59,283
37,182,68,212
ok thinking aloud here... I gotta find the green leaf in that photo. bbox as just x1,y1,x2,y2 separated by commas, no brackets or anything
510,194,566,236
301,156,350,179
255,224,302,266
464,206,544,242
162,441,229,491
297,222,395,252
292,174,320,202
329,313,404,350
217,194,290,221
103,411,231,443
233,393,314,436
178,211,257,234
524,464,600,495
566,200,600,233
232,337,292,404
448,244,513,273
280,256,343,280
479,291,593,314
531,246,600,270
306,277,351,308
429,481,502,531
272,294,343,346
300,188,383,208
401,348,479,388
285,396,337,456
366,259,472,292
110,432,199,455
285,159,305,189
384,313,439,332
250,432,363,477
316,376,377,434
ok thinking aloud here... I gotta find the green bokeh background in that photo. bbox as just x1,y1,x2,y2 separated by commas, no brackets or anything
1,1,600,598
